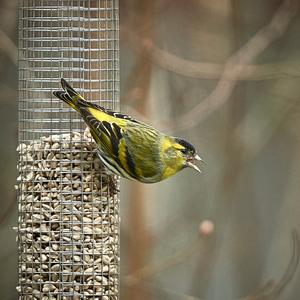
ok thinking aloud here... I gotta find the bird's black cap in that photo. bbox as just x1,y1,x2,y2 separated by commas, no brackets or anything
175,138,196,154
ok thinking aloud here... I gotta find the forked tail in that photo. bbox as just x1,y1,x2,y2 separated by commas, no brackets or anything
53,78,84,111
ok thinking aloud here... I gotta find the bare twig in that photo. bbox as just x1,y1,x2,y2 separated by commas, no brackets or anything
266,230,299,298
166,0,299,131
241,230,299,300
120,0,299,132
151,45,300,81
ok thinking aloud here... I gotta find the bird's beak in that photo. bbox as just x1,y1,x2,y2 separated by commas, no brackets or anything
186,154,204,173
194,154,204,162
186,161,202,173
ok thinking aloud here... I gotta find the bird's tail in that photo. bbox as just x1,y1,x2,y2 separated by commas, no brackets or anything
53,78,84,111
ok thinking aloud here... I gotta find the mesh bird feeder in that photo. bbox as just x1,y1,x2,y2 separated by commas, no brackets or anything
17,1,120,299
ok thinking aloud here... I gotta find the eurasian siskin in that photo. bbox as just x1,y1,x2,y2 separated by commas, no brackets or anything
53,78,203,183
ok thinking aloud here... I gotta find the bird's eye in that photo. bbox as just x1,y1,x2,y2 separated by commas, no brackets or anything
181,148,189,154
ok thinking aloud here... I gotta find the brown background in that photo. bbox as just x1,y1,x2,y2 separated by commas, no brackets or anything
1,0,300,299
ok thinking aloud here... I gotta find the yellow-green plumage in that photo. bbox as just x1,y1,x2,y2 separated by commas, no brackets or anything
53,78,203,183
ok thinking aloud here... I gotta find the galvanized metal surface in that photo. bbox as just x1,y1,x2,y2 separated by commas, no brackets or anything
17,1,120,299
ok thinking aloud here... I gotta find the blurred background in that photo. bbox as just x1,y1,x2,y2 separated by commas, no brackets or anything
1,0,300,299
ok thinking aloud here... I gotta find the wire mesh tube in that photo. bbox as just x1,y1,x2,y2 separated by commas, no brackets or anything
17,1,120,299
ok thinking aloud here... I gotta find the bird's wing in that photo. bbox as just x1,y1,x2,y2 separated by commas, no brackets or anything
105,110,143,125
77,101,140,179
79,104,124,154
76,98,143,125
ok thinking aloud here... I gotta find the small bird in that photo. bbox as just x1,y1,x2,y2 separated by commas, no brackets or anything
53,78,203,183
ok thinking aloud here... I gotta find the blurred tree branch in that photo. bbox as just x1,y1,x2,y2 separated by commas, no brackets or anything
241,230,299,300
151,45,300,81
123,0,299,132
124,231,299,300
172,0,299,131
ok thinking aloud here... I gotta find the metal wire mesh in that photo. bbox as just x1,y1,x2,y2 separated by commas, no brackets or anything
17,0,120,299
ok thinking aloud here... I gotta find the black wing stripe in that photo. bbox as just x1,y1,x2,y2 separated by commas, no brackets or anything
61,79,78,98
101,121,120,159
97,149,138,181
95,119,110,137
97,150,125,177
80,108,119,156
53,91,72,102
125,148,137,178
85,114,110,137
113,112,140,124
102,121,113,134
77,98,101,110
112,123,123,140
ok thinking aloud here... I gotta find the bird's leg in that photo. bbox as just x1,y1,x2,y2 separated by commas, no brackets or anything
108,174,120,195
